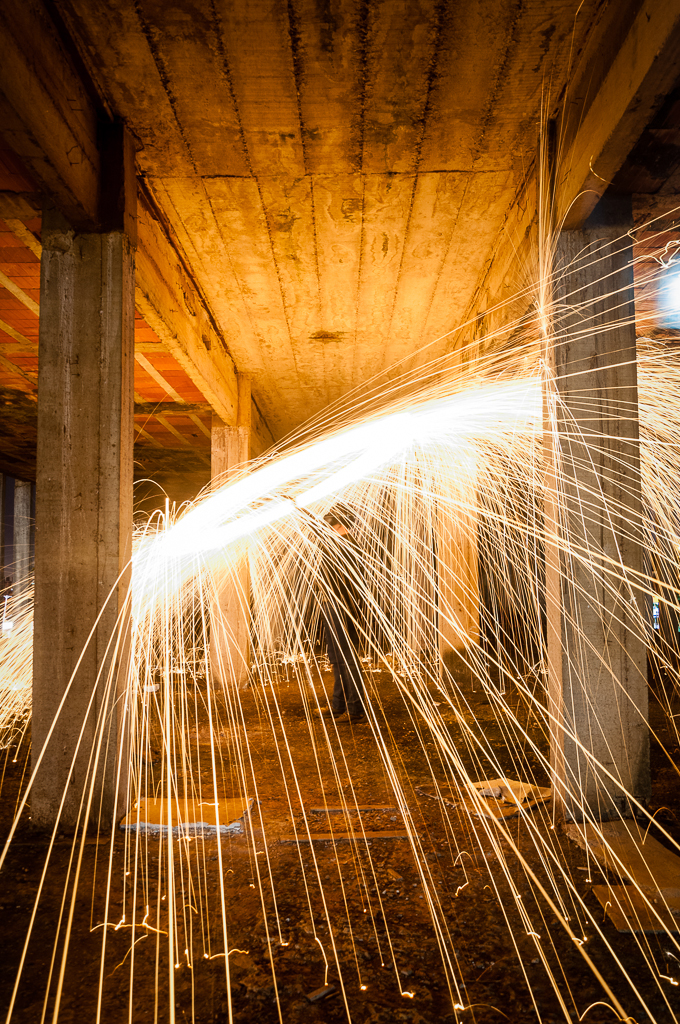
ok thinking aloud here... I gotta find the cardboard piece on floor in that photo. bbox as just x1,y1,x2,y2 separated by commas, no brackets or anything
592,884,680,933
471,778,551,806
565,820,680,904
120,796,253,836
417,783,516,819
417,778,551,821
456,792,522,820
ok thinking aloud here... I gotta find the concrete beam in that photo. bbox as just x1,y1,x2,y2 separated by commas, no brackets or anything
559,0,680,229
135,401,212,416
0,193,41,222
188,413,212,440
0,350,38,392
0,270,39,315
134,351,186,405
2,184,239,430
135,194,239,426
5,217,42,258
544,199,650,821
155,413,191,448
135,423,163,448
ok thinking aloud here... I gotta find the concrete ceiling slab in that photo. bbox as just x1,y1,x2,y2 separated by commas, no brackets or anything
18,0,673,441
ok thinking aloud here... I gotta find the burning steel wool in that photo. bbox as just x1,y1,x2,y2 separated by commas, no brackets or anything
2,217,680,1023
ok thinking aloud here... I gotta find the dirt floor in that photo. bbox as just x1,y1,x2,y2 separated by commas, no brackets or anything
0,663,679,1024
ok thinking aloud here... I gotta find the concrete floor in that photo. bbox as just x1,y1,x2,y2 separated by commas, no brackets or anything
0,663,678,1023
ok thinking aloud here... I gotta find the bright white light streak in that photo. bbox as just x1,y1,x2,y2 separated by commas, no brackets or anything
138,379,541,567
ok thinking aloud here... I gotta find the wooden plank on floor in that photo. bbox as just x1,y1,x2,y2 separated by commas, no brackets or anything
120,796,252,834
593,884,680,933
566,821,680,900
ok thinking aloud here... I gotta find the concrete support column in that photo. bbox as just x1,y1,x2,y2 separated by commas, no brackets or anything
210,374,251,686
32,125,136,829
438,501,479,677
544,196,650,822
0,474,5,587
13,478,31,606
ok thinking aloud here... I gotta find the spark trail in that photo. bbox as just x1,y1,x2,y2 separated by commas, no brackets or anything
2,217,680,1024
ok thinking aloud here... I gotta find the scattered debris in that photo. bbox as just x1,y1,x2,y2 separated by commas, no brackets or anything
306,983,338,1002
416,778,551,820
388,868,404,882
476,785,502,799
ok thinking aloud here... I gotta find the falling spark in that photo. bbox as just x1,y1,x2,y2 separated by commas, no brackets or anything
3,205,680,1024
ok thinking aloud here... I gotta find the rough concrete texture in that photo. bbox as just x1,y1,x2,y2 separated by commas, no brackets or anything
31,211,135,828
210,376,252,687
37,0,663,442
544,210,651,821
2,1,679,449
12,478,30,601
438,502,479,661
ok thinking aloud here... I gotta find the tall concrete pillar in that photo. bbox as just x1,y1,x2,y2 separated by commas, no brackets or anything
32,125,136,829
544,196,650,822
0,474,5,588
13,478,31,606
210,374,251,687
438,501,479,677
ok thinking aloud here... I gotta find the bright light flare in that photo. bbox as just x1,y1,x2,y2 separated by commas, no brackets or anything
134,378,541,582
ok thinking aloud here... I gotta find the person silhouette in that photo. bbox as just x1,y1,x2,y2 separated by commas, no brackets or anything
292,501,368,724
